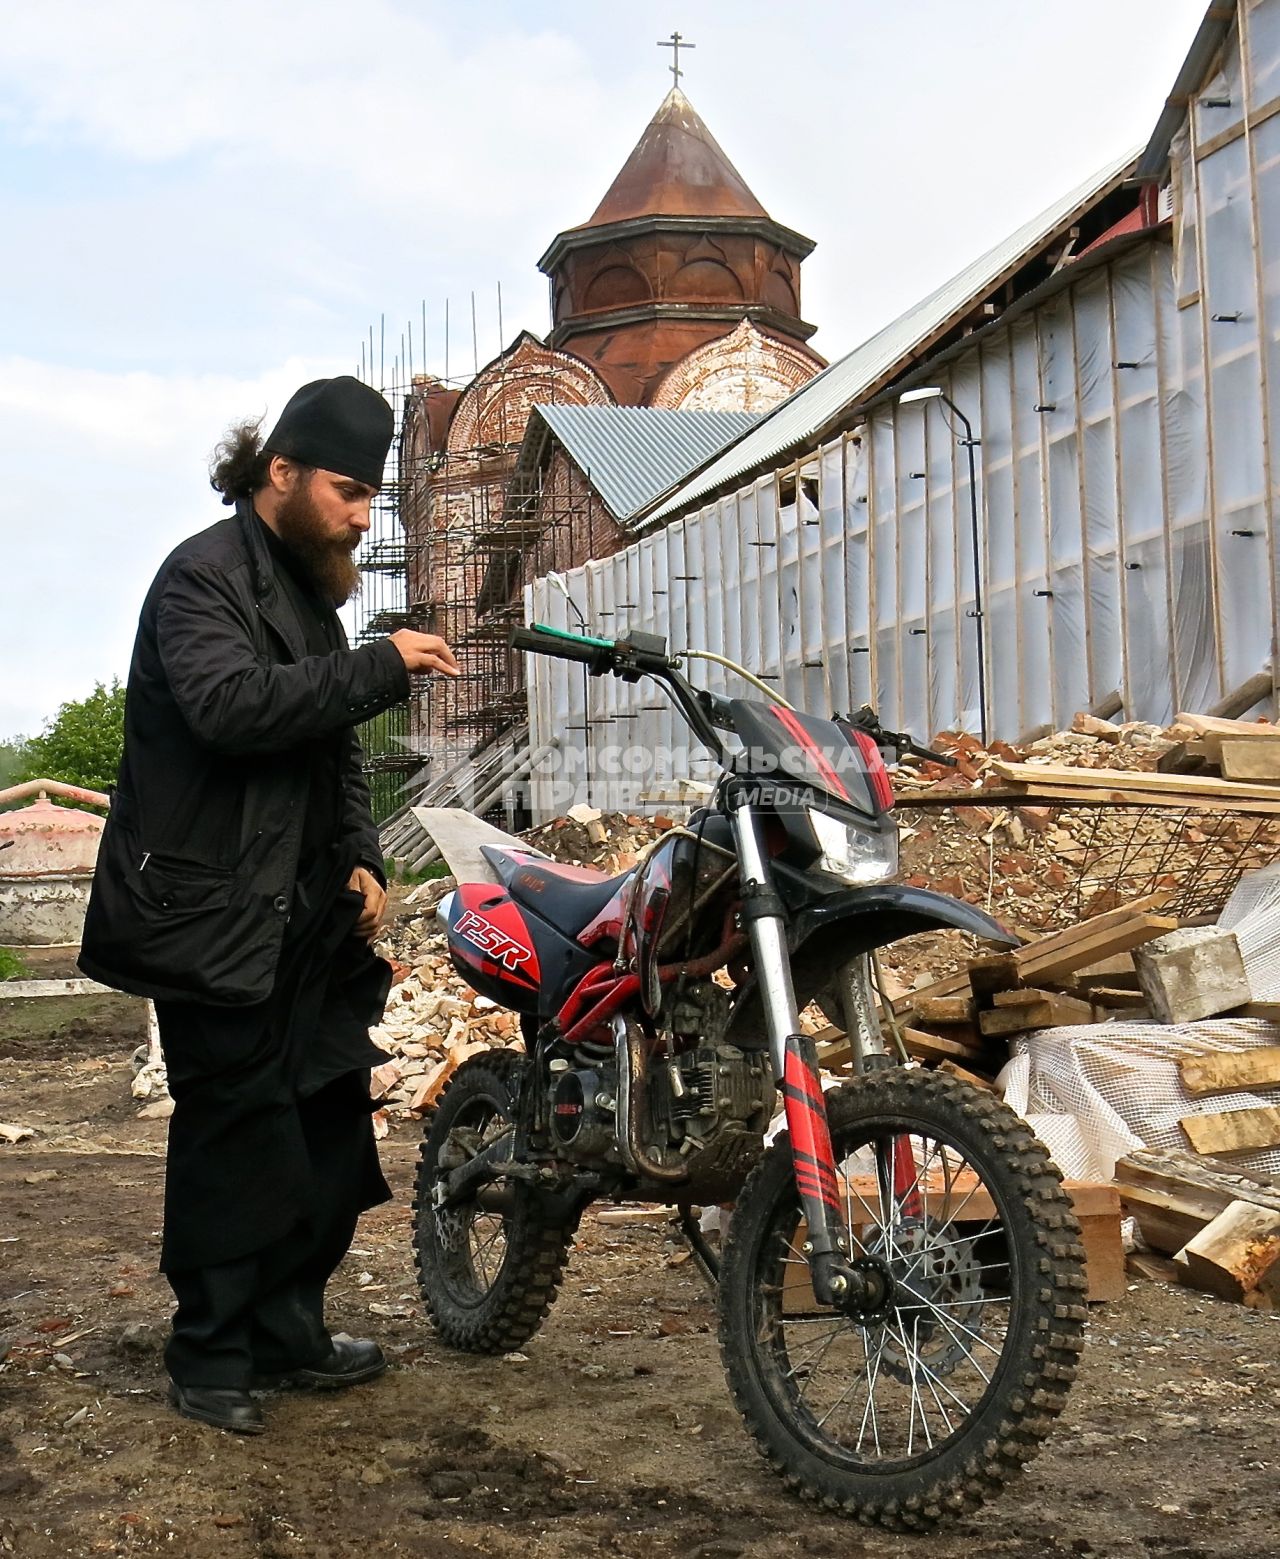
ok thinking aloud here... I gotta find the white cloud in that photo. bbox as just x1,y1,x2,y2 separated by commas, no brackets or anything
0,355,345,735
0,1,607,231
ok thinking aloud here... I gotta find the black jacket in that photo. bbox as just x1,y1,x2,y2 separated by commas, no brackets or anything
79,498,408,1005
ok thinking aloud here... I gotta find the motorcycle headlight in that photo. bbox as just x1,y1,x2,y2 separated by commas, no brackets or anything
435,890,456,925
806,807,899,886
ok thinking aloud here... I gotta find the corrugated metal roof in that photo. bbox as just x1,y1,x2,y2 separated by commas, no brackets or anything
1134,2,1235,181
531,404,761,523
643,149,1137,526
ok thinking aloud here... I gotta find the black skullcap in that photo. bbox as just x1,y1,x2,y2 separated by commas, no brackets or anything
263,376,394,488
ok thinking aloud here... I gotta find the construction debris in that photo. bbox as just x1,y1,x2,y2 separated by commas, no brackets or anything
1134,927,1252,1026
1115,1147,1280,1309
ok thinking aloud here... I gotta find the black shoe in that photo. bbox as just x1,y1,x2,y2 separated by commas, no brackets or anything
168,1382,265,1435
286,1336,386,1391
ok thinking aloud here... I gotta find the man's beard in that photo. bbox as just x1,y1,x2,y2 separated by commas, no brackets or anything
275,480,362,606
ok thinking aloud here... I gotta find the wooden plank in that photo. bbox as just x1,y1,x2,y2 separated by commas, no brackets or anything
1179,1048,1280,1097
1020,914,1180,984
1114,1147,1280,1213
1076,1211,1127,1302
993,986,1091,1013
1074,954,1140,989
936,1059,995,1090
1175,712,1279,742
968,953,1023,1001
1126,1250,1185,1285
594,1207,673,1227
1181,1107,1280,1156
1087,987,1151,1011
812,1023,987,1069
898,1025,988,1064
914,995,976,1024
991,758,1280,804
1219,738,1280,782
982,781,1280,817
1116,1184,1221,1255
979,997,1095,1037
1178,1199,1280,1304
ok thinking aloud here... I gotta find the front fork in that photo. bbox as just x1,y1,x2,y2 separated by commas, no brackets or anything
729,797,861,1308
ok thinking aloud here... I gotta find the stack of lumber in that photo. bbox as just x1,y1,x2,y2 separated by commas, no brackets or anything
1115,1147,1280,1309
1158,712,1280,783
987,710,1280,814
815,893,1184,1076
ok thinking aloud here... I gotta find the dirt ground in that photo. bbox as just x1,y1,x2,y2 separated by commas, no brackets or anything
2,966,1279,1559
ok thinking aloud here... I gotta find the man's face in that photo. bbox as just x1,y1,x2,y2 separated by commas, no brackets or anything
274,466,377,605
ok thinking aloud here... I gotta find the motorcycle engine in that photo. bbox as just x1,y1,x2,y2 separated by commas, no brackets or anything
646,983,774,1198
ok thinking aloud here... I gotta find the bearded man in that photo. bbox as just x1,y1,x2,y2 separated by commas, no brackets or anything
81,377,458,1435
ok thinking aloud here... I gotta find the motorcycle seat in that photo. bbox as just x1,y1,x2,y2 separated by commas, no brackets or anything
506,860,631,934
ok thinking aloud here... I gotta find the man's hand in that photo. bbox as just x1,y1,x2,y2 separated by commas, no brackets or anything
348,866,387,942
390,630,460,677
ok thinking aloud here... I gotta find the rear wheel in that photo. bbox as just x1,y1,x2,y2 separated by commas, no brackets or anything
718,1068,1086,1528
412,1049,576,1354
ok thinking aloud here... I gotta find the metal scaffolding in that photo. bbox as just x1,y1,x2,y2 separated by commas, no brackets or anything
349,306,602,823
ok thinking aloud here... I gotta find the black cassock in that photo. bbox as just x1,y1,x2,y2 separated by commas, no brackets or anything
154,526,393,1389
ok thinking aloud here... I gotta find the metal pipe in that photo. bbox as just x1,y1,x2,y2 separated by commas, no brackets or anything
614,1016,687,1183
941,395,989,745
0,778,110,811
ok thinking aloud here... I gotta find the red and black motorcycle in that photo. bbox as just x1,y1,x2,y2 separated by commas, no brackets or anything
413,624,1086,1529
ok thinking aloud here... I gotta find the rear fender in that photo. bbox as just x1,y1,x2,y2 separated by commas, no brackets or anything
723,884,1018,1051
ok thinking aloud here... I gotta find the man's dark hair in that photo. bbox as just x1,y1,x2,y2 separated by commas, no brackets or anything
209,418,312,504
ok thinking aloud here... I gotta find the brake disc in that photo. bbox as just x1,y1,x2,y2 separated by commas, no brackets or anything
877,1220,984,1382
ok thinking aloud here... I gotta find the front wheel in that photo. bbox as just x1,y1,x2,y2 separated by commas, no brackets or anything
412,1049,576,1355
717,1068,1087,1529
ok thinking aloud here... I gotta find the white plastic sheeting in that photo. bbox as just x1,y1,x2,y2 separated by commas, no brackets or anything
525,1,1280,819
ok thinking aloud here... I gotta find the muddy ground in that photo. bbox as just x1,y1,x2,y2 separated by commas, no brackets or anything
1,957,1278,1559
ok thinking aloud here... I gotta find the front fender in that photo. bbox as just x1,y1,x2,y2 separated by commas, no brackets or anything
788,882,1019,954
723,882,1017,1051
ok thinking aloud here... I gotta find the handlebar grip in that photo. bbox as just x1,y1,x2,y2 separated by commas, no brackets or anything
510,624,614,667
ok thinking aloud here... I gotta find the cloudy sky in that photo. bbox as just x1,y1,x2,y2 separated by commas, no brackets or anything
0,0,1207,739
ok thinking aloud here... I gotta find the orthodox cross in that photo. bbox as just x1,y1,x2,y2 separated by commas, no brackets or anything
657,31,696,87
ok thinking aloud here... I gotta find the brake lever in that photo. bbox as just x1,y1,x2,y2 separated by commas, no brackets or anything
844,705,958,768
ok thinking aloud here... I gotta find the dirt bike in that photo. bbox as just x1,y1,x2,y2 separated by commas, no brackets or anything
412,623,1087,1530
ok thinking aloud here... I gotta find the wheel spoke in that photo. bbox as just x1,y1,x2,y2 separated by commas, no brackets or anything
855,1325,886,1455
794,1320,852,1401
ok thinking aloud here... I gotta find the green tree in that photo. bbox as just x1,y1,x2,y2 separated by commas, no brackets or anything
0,738,27,790
15,681,125,800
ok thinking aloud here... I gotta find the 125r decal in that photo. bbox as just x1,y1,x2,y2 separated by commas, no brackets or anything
454,909,535,972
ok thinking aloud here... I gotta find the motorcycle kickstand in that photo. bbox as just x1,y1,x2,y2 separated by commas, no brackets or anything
675,1204,721,1290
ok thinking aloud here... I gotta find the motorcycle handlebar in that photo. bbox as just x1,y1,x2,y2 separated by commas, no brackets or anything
510,623,616,668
